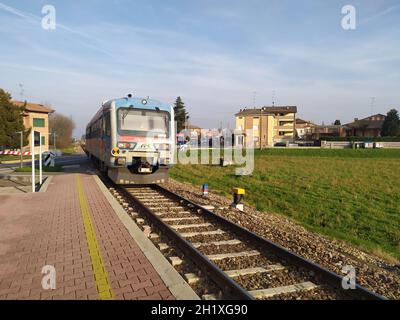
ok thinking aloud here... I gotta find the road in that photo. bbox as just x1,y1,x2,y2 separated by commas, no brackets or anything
0,153,89,174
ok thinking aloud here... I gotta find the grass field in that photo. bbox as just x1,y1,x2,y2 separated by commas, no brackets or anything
14,165,64,172
170,148,400,261
0,155,32,162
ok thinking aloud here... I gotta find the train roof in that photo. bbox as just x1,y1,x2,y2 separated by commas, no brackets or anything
114,97,172,112
87,96,172,129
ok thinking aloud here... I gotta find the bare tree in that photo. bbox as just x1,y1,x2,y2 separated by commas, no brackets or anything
49,112,75,149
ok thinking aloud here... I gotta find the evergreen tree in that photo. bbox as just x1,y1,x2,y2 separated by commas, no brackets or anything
0,89,29,149
174,96,188,132
333,119,341,125
381,109,400,136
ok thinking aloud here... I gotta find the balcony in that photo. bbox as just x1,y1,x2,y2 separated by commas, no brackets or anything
274,126,294,131
275,115,295,120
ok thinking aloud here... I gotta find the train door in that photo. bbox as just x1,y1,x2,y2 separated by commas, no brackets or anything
103,112,112,164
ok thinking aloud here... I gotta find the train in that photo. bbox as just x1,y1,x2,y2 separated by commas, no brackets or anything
85,95,175,184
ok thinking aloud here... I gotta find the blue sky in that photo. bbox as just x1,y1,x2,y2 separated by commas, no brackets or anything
0,0,399,136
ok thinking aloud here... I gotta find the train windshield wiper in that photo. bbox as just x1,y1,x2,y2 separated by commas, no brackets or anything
121,105,134,124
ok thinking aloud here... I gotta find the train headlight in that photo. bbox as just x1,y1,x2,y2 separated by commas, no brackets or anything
117,142,136,149
154,143,170,151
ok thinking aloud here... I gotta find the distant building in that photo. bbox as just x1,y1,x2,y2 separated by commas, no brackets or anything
344,114,386,137
12,101,54,152
313,124,347,139
295,119,315,139
235,106,297,147
185,123,202,136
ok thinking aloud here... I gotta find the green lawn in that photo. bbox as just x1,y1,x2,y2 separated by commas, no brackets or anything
170,148,400,261
14,165,64,172
0,155,32,162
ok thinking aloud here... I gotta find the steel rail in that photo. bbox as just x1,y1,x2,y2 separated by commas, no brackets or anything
153,184,387,301
118,185,254,300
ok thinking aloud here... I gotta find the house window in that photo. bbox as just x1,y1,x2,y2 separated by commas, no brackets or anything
41,136,45,145
279,131,285,136
33,118,45,127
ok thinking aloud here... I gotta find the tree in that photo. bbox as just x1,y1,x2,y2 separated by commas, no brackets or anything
0,89,29,149
381,109,400,136
334,119,341,125
49,112,75,149
174,96,188,132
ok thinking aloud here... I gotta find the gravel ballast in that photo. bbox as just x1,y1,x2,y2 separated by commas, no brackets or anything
164,179,400,299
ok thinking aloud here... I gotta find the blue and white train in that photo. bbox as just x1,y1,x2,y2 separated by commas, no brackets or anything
85,95,175,184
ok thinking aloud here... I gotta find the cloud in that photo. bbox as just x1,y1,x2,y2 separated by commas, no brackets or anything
1,1,399,135
0,1,113,57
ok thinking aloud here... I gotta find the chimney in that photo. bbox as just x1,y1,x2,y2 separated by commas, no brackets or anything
354,118,358,122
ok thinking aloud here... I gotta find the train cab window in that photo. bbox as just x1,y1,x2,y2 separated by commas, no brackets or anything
104,113,111,136
118,108,170,137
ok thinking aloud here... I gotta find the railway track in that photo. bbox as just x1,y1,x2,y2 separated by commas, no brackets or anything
111,183,386,300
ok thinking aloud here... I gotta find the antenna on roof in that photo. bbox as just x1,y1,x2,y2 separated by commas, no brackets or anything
19,83,24,101
253,91,257,108
272,90,276,107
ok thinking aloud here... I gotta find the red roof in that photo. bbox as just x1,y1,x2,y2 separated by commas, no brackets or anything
12,101,54,114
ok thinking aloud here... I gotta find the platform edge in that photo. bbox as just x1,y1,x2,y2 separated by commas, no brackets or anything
93,175,200,300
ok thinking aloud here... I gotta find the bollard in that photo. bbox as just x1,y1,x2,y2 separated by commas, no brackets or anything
231,188,245,211
202,183,209,197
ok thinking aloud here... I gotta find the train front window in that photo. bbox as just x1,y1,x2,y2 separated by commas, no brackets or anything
118,108,170,137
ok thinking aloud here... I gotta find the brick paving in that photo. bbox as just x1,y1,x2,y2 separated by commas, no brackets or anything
0,173,174,300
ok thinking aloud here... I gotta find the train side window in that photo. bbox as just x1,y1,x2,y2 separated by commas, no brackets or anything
104,113,111,136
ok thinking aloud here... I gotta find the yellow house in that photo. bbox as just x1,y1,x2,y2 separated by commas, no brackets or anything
235,106,297,148
12,101,54,152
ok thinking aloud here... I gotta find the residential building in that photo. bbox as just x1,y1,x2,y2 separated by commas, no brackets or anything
344,114,386,137
12,101,54,152
312,125,347,139
235,106,297,147
295,118,315,139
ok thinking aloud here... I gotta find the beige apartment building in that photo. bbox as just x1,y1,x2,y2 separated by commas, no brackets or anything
235,106,297,148
12,101,54,152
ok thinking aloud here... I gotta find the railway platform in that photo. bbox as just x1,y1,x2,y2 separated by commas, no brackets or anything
0,169,197,300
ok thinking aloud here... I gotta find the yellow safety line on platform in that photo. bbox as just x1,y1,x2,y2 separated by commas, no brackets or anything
76,174,114,300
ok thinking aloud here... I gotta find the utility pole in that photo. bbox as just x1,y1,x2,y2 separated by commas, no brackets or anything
39,133,42,185
19,83,24,101
31,130,35,193
272,90,276,106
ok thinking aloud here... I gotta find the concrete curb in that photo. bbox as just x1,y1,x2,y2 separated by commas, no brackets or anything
39,176,53,192
93,175,199,300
